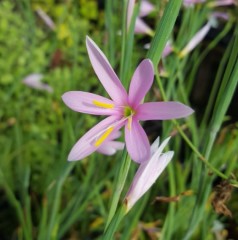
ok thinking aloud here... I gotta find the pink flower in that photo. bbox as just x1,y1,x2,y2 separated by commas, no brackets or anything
179,11,231,58
162,41,173,58
144,41,173,58
183,0,205,7
208,0,237,7
23,73,53,93
139,0,155,17
62,37,193,163
127,0,155,35
211,12,230,20
183,0,236,8
179,22,212,58
135,18,154,35
125,137,173,211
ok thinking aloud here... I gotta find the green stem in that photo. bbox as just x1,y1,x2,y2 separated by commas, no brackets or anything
120,0,139,88
0,170,31,240
38,196,48,240
47,163,75,240
105,0,115,66
147,0,183,66
119,0,129,82
105,150,131,230
103,205,127,240
161,160,176,239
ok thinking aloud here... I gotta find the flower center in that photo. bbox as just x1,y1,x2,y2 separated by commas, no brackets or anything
123,106,136,130
123,106,135,117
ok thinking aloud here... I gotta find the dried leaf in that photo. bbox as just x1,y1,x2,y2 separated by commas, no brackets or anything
212,181,233,217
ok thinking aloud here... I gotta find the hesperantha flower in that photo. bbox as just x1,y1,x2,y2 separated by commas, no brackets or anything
183,0,205,7
23,73,53,93
162,41,173,59
62,36,194,163
127,0,155,35
211,12,230,21
179,12,231,58
208,0,237,7
124,137,174,212
179,21,212,58
144,41,173,58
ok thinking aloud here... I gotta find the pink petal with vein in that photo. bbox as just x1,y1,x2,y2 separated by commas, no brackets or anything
129,59,154,107
137,102,194,120
62,91,117,115
68,116,122,161
128,137,171,188
125,119,150,163
86,36,127,104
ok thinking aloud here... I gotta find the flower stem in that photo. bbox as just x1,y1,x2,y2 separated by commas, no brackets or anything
103,205,127,240
105,150,131,230
147,0,183,66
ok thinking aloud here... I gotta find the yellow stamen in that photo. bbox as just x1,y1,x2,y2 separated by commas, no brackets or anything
93,100,114,109
127,117,132,130
94,127,114,147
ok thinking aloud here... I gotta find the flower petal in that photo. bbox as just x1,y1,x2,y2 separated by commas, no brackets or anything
211,12,229,21
86,36,127,104
128,59,154,107
137,102,194,120
179,22,211,58
62,91,117,115
208,0,236,7
150,136,160,155
127,0,136,30
125,119,150,163
109,141,125,151
162,41,173,58
68,115,122,161
97,130,124,155
36,8,56,31
134,18,153,35
130,137,171,185
97,141,124,155
183,0,205,7
23,73,53,93
139,0,155,17
107,130,122,141
125,151,174,211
